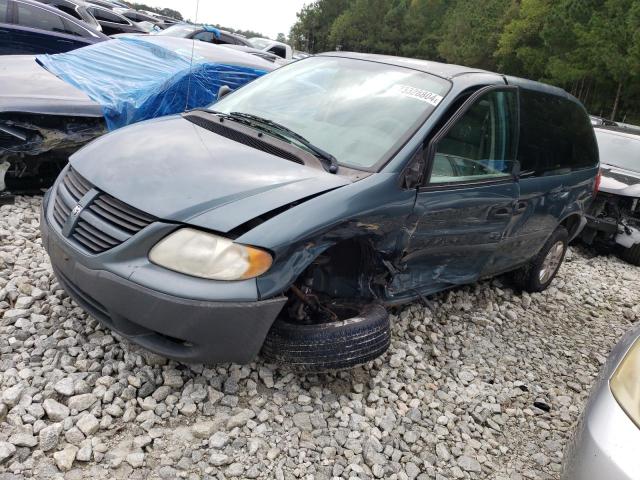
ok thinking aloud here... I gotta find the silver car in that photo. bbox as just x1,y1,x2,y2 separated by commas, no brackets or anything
563,326,640,479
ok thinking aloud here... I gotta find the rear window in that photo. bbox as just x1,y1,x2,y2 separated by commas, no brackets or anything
518,90,598,175
595,130,640,173
16,1,67,33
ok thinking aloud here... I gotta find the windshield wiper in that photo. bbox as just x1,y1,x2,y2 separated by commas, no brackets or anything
229,112,339,174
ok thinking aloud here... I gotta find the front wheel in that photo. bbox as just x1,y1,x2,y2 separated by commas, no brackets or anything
261,303,390,371
511,226,568,292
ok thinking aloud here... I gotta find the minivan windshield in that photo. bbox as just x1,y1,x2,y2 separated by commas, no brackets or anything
596,129,640,173
211,56,450,170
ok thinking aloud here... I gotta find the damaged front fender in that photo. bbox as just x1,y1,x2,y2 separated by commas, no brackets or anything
0,113,106,191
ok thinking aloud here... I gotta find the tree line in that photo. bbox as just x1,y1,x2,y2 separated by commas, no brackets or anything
289,0,640,123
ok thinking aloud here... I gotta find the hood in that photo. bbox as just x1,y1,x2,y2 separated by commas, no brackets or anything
600,164,640,198
0,56,102,117
71,115,351,232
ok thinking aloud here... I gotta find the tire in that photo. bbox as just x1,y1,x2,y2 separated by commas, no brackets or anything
261,304,390,371
511,226,568,293
619,243,640,266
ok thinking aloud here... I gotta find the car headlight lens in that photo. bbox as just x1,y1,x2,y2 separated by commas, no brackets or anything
149,228,272,281
610,338,640,428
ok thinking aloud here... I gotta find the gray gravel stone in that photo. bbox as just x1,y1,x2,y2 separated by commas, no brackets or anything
2,197,640,480
43,399,69,421
0,442,16,464
54,445,78,471
38,424,61,451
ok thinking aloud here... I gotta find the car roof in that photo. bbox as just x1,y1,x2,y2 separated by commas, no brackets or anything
320,52,487,79
134,36,278,70
319,52,575,101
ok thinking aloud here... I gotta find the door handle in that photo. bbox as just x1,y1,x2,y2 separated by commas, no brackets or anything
490,206,512,218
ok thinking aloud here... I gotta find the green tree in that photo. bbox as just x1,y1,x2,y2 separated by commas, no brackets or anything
437,0,513,70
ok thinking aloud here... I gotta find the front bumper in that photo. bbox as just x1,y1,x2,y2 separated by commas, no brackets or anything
562,329,640,480
40,190,286,364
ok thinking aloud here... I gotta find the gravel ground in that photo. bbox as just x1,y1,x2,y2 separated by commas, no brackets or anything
1,195,639,480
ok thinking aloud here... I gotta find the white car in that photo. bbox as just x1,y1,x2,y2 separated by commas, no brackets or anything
248,37,293,60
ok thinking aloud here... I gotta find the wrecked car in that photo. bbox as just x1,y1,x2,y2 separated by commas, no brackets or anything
580,127,640,265
40,53,599,370
0,36,275,193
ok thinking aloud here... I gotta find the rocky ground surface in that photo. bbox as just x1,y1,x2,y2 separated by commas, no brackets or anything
1,195,639,480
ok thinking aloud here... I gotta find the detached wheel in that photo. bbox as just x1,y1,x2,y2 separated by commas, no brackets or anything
512,226,568,292
261,304,390,371
619,243,640,266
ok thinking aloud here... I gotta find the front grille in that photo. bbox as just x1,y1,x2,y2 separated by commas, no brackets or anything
51,167,156,254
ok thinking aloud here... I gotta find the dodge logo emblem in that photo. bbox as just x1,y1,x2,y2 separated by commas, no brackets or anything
71,204,82,217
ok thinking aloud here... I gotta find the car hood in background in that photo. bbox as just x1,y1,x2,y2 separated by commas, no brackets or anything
71,115,351,232
0,55,102,116
600,164,640,197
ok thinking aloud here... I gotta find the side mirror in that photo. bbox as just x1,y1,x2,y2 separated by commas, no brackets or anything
217,85,232,100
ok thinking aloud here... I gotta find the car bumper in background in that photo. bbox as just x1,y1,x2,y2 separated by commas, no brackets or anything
40,192,287,364
562,329,640,480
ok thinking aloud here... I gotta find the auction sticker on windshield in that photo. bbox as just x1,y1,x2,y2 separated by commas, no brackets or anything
392,85,444,106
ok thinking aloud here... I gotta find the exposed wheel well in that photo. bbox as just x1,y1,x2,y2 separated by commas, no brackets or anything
561,214,582,239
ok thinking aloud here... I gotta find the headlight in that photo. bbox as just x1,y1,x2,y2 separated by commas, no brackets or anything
610,338,640,427
149,228,272,281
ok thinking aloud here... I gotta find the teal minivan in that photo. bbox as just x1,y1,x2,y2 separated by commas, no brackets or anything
41,53,599,370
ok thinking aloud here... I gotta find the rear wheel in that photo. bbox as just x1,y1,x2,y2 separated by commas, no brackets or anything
619,243,640,266
512,226,568,292
261,303,390,371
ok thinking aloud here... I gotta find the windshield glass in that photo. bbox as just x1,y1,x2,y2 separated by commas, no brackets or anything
596,129,640,173
212,56,450,170
249,37,271,49
155,24,196,37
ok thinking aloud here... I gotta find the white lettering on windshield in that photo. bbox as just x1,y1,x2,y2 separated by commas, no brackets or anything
393,85,443,106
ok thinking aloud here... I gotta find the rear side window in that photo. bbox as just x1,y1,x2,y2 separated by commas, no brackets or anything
88,7,127,24
16,2,67,32
518,90,598,175
57,5,80,20
61,17,89,37
0,0,8,23
193,31,215,43
429,89,518,184
268,45,287,58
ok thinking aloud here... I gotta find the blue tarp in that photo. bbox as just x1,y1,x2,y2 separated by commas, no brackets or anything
36,37,267,130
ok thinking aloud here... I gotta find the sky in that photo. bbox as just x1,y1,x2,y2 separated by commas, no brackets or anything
138,0,309,40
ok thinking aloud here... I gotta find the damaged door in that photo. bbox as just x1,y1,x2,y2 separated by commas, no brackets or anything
391,87,519,299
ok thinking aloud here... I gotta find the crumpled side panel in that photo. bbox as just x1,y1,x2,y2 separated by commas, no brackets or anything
36,38,268,130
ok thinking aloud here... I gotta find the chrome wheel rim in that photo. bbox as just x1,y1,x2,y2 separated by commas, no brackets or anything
539,241,565,284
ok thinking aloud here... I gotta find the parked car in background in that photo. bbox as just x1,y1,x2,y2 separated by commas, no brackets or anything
580,127,640,265
590,115,618,127
563,326,640,479
40,53,598,370
0,0,107,54
113,7,167,30
35,0,101,31
140,11,180,26
84,3,146,35
222,44,288,65
85,0,126,8
154,23,251,46
248,37,293,59
0,36,275,193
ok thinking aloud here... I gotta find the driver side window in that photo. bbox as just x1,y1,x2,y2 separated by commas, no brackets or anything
429,89,518,184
